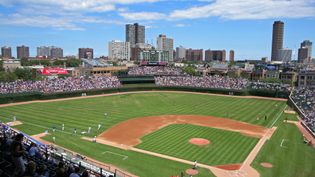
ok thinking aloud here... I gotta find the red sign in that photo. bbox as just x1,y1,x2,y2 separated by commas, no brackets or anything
42,68,68,75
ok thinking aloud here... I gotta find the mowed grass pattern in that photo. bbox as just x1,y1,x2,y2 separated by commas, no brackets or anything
0,92,289,177
0,92,286,138
136,124,259,165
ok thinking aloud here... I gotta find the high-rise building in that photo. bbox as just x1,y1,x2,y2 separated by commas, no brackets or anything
229,50,235,62
271,21,284,61
298,47,310,63
205,50,226,62
37,46,63,58
79,48,94,59
50,47,63,58
185,49,203,61
37,46,50,57
17,45,30,59
108,40,131,61
156,34,174,62
126,23,145,47
176,46,186,61
1,46,12,59
301,40,312,58
130,43,153,61
277,48,292,62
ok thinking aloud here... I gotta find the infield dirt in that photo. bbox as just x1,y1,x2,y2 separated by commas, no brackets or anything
98,114,268,146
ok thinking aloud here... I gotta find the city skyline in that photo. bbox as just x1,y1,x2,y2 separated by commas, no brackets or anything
0,0,315,60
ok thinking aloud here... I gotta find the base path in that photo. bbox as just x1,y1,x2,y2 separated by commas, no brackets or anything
0,90,287,108
98,115,268,146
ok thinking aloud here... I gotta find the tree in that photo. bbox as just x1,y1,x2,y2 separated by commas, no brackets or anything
53,59,80,67
14,68,36,81
66,58,80,67
0,71,17,82
183,66,199,76
0,60,4,72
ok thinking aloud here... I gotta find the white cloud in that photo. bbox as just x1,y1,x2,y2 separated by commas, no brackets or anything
170,0,315,20
119,12,166,20
174,23,188,27
0,13,85,30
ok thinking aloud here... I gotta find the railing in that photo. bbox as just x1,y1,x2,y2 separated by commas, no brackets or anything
0,123,124,177
288,92,315,138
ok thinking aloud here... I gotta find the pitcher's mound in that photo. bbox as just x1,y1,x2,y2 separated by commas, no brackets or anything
260,162,273,168
186,169,198,175
189,138,210,146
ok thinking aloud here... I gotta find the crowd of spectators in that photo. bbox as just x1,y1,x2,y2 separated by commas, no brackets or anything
0,126,114,177
155,75,292,92
155,76,249,90
249,82,292,92
128,66,185,76
290,87,315,133
0,76,121,95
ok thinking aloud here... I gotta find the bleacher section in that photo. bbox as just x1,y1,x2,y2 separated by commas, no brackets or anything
0,123,131,177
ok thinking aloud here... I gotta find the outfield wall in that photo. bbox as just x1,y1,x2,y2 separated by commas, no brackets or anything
0,85,289,104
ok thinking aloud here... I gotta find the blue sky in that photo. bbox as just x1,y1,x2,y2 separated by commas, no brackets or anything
0,0,315,60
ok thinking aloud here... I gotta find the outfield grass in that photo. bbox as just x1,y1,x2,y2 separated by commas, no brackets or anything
252,113,315,177
0,92,287,138
0,92,290,176
136,124,259,165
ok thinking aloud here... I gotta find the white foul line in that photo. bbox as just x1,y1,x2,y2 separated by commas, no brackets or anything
270,105,288,128
102,151,128,160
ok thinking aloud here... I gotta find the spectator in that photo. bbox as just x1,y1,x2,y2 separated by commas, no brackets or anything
81,170,90,177
69,166,81,177
36,164,47,177
11,133,26,177
23,161,37,177
0,76,121,95
54,162,67,177
128,66,185,76
28,143,42,159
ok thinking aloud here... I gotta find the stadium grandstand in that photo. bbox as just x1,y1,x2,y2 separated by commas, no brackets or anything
0,123,130,177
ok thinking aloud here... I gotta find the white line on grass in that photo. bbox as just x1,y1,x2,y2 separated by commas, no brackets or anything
280,139,288,148
269,105,288,128
102,151,128,160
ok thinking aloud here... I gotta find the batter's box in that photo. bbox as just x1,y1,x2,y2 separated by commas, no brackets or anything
102,151,128,160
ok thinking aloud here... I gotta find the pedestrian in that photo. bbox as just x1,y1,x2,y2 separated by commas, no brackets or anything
53,136,56,143
88,127,91,133
45,130,48,135
98,124,101,130
62,124,65,131
93,136,96,143
13,115,16,122
73,128,77,134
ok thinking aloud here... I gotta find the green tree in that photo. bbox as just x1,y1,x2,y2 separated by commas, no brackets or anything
14,68,36,81
21,58,30,66
66,58,80,67
183,66,199,76
0,60,4,72
0,71,17,82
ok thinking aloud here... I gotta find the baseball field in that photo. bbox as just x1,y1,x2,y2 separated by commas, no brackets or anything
0,91,314,177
